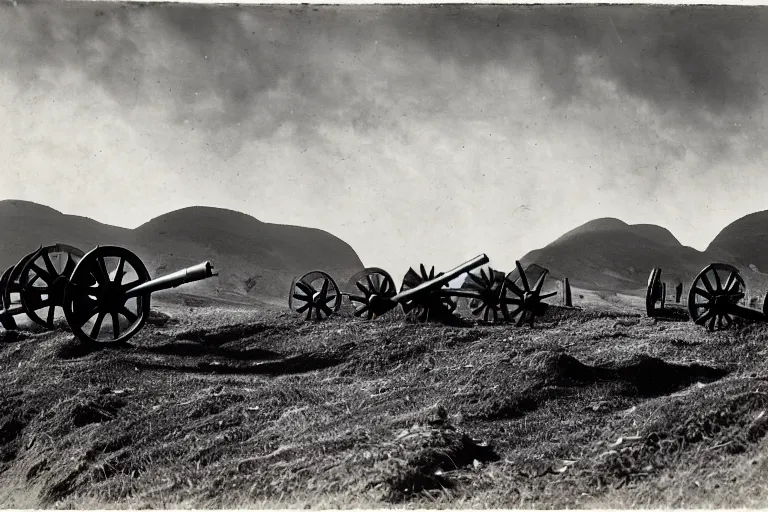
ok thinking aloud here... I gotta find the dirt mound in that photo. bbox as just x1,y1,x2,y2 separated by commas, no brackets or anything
381,424,500,502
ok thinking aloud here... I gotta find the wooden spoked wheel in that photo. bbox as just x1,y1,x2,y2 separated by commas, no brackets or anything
19,244,85,329
464,267,504,323
2,250,39,321
399,264,457,322
346,267,397,320
63,246,151,345
289,271,342,321
0,265,18,330
645,267,665,317
500,261,557,327
687,263,746,331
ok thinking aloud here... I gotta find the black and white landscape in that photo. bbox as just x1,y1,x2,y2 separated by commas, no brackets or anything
2,2,768,508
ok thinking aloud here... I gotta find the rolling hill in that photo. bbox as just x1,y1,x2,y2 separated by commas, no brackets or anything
707,210,768,275
520,217,768,295
0,200,364,303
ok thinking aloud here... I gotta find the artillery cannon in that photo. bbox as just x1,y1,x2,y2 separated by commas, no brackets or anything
290,254,490,322
645,263,768,331
62,246,217,345
686,263,766,331
289,256,559,327
0,243,85,330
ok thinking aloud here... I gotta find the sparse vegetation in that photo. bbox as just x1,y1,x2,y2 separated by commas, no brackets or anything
2,296,768,508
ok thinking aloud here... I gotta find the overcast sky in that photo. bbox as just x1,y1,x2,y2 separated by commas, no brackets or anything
1,2,767,276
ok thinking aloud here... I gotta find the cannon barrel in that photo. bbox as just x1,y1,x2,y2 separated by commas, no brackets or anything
721,302,766,323
124,261,216,299
392,254,490,304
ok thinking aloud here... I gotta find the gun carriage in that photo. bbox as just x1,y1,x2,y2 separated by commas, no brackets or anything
289,255,559,327
646,263,768,331
1,243,217,346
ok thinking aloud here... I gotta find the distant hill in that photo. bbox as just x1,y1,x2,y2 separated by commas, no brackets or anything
0,200,132,270
520,218,722,294
133,206,364,300
707,210,768,273
0,200,364,303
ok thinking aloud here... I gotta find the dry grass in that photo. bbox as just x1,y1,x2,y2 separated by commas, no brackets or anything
1,296,768,508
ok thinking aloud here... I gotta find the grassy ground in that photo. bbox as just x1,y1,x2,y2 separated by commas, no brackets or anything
1,295,768,509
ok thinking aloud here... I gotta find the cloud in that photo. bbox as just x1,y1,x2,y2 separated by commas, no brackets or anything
2,2,768,278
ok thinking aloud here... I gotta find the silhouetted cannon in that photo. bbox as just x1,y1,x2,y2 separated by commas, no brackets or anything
62,246,216,345
290,254,490,322
290,255,558,327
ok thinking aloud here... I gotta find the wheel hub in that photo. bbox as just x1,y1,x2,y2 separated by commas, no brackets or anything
713,294,730,309
100,283,125,311
49,275,69,303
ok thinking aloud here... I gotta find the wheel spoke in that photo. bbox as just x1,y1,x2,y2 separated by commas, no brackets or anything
724,272,736,293
111,312,120,338
472,303,485,315
707,315,716,332
694,301,711,309
293,292,310,302
74,300,99,325
695,308,715,326
30,264,52,284
42,252,57,276
533,270,548,294
90,311,106,338
722,314,732,329
46,305,55,326
324,293,338,304
506,306,522,319
503,297,522,305
504,278,524,297
356,281,370,297
93,257,109,285
467,272,485,289
700,274,714,294
320,303,333,317
114,258,126,285
120,307,138,323
296,302,311,314
540,291,557,300
366,275,376,295
354,304,369,317
347,294,366,303
712,270,722,291
305,306,313,320
318,279,330,300
63,254,76,276
515,261,530,292
295,281,314,297
693,287,711,300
